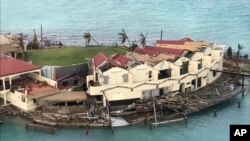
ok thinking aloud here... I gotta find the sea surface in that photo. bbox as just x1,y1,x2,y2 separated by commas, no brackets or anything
0,93,250,141
1,0,250,54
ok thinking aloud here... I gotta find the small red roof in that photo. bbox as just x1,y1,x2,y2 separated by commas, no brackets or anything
156,38,193,45
144,46,184,56
92,53,129,69
0,55,39,77
111,54,129,65
92,52,109,68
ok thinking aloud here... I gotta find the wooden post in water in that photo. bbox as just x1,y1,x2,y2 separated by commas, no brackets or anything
153,100,157,125
40,24,43,49
242,73,245,96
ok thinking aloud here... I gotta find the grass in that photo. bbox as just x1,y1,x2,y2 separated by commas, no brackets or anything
26,46,128,66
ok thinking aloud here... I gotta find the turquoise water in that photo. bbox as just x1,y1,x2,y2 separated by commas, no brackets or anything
1,93,250,141
1,0,250,53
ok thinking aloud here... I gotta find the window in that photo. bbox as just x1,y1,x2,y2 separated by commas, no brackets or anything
21,95,26,102
158,69,171,80
198,59,202,69
122,74,128,82
213,71,217,77
180,62,189,75
103,76,109,84
95,73,99,81
197,77,202,88
148,71,152,79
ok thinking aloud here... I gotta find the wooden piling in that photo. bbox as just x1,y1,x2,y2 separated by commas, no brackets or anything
213,110,217,117
237,101,241,108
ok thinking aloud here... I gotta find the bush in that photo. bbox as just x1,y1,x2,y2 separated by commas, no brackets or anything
27,41,39,49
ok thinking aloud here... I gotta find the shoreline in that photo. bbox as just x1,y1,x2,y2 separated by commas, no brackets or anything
1,74,249,131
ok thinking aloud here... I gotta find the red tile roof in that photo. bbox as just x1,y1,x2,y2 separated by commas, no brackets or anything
144,46,184,56
92,52,109,68
156,38,193,45
111,53,130,65
92,53,129,69
134,46,184,56
0,55,39,77
134,47,159,56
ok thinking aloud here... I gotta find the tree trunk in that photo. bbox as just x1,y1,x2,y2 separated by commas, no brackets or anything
91,37,99,46
127,38,132,47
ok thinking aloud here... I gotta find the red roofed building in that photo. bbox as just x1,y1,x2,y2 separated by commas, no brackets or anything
156,38,209,51
0,55,40,77
133,47,159,56
144,46,185,56
0,55,58,111
133,46,185,57
92,52,109,69
111,53,130,66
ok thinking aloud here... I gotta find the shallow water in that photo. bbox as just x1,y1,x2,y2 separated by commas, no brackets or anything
1,0,250,54
1,93,250,141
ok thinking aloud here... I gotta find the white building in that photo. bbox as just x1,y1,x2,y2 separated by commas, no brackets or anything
86,38,225,107
0,55,58,111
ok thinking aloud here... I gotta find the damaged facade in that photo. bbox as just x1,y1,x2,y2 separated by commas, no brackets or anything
86,38,225,107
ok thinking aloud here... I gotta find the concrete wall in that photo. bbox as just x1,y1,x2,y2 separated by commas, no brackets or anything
27,73,57,88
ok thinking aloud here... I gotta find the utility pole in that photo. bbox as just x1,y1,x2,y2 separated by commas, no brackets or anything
160,30,163,40
40,24,43,48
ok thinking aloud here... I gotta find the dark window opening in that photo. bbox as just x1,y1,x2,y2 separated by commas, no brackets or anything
213,71,217,77
148,71,152,79
191,79,196,90
180,62,189,75
197,77,202,88
159,88,164,96
198,59,202,69
158,69,171,80
95,73,99,81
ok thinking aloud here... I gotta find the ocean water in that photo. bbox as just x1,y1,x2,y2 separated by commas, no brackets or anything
1,0,250,54
1,93,250,141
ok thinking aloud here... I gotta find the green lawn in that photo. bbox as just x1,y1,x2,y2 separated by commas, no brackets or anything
26,46,128,66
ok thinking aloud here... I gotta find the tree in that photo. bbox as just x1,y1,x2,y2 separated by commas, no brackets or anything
16,33,25,60
118,29,131,46
236,44,245,67
138,32,148,48
27,29,39,49
226,46,233,58
83,32,99,47
128,40,138,52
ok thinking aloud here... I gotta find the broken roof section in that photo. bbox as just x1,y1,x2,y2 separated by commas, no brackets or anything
92,53,130,70
156,38,209,51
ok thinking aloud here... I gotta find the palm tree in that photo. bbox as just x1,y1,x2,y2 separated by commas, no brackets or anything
118,29,131,46
236,43,245,67
16,33,25,60
129,40,138,52
138,32,148,48
226,46,232,59
83,32,99,47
